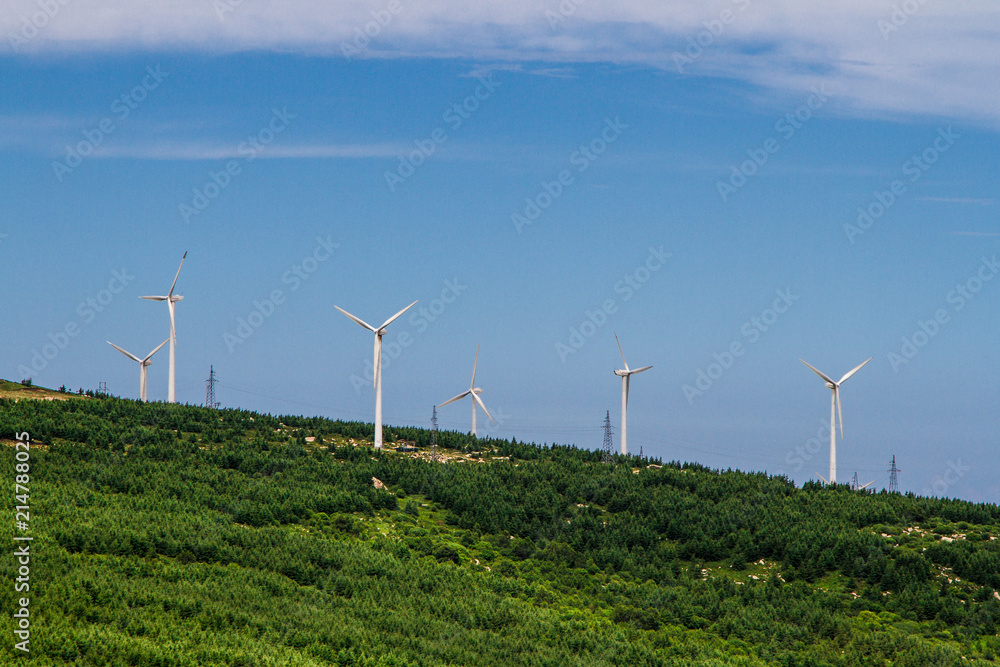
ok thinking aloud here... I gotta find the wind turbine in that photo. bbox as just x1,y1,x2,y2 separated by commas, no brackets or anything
335,301,417,449
800,357,871,485
613,333,652,455
439,343,494,437
107,339,169,402
141,252,187,403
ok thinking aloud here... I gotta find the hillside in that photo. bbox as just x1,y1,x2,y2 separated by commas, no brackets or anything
2,390,999,666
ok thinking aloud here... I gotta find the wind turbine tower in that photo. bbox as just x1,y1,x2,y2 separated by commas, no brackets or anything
800,357,871,485
141,252,187,403
335,301,417,449
613,334,652,456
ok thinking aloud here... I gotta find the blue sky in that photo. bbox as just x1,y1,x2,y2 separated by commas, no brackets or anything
2,1,998,501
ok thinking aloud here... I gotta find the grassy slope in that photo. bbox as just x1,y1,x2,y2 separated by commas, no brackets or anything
1,384,999,666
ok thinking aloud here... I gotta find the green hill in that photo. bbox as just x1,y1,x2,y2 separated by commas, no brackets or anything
2,389,999,666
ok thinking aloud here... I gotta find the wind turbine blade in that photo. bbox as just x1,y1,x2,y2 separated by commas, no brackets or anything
168,251,187,298
625,375,630,408
143,338,170,362
860,481,875,490
140,296,167,301
472,391,494,422
614,333,629,371
816,473,829,484
800,359,835,385
373,335,381,389
836,387,844,439
439,390,471,407
379,300,418,330
334,306,377,332
107,341,142,364
631,365,653,374
838,357,872,385
470,343,480,388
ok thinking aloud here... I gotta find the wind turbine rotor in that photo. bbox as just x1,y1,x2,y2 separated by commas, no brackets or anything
471,343,480,388
472,390,494,422
439,389,471,408
334,306,377,333
838,357,872,385
378,300,418,331
614,333,629,371
799,359,836,386
107,341,142,364
168,251,187,298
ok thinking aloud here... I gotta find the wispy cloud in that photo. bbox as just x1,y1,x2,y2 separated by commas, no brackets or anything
2,1,998,124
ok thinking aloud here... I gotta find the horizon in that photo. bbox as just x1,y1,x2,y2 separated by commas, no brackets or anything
2,1,998,503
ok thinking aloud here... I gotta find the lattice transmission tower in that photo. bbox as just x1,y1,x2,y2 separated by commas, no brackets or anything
602,411,614,464
888,455,900,493
431,405,439,453
204,366,220,408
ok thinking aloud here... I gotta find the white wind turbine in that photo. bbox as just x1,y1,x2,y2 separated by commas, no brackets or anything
800,357,871,485
335,301,417,449
141,252,187,403
439,343,494,437
614,333,652,456
107,339,169,402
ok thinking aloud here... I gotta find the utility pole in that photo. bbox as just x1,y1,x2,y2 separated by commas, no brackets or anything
602,410,614,465
888,455,900,493
205,365,219,408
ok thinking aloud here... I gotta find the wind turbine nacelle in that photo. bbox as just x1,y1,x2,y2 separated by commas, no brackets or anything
614,370,628,376
172,295,184,302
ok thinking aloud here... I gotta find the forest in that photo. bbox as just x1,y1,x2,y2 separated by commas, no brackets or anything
1,381,999,666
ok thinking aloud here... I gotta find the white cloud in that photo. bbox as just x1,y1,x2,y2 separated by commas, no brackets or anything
2,0,998,124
